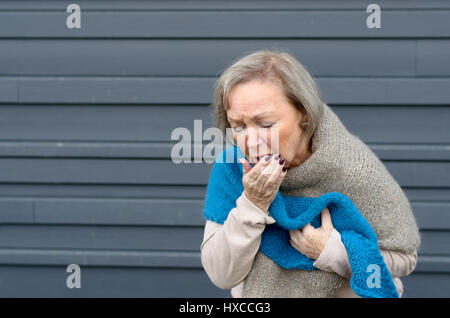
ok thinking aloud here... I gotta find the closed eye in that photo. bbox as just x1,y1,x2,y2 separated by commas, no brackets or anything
260,122,273,128
232,122,273,133
232,125,245,133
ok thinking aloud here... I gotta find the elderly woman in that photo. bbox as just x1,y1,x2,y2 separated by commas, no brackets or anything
200,50,421,298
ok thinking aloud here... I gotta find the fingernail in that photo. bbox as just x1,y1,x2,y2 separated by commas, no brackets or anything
264,155,271,162
279,157,285,165
282,166,287,172
274,153,280,160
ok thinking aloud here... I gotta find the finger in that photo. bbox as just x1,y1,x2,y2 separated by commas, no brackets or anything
246,154,272,183
264,155,286,188
289,229,303,241
244,155,272,183
289,240,297,249
257,156,278,187
302,223,315,233
239,158,252,175
321,208,333,229
257,153,281,182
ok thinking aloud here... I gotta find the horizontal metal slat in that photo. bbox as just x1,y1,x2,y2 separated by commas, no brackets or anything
0,39,417,77
0,11,449,38
2,77,448,105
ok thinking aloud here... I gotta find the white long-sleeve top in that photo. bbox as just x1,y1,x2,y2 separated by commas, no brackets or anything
200,192,418,298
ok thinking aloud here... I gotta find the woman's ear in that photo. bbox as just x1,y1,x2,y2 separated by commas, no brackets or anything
298,110,309,128
300,113,309,130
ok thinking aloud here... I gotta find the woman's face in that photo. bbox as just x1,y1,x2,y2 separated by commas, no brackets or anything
227,79,311,168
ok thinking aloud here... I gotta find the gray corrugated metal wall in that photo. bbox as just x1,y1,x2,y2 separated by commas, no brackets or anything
0,0,449,297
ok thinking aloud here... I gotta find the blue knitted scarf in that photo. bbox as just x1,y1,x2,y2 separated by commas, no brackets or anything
203,146,399,298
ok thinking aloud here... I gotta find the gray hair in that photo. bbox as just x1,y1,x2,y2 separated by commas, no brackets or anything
212,49,325,145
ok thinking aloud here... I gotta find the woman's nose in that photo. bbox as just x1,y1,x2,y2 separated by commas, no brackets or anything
246,127,263,148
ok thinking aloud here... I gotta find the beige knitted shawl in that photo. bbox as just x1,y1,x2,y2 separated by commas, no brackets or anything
242,103,421,298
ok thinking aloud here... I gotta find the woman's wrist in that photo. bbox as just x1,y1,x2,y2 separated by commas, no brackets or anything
243,190,270,213
238,192,276,224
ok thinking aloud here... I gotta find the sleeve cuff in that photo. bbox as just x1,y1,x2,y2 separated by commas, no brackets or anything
313,228,352,279
237,192,276,225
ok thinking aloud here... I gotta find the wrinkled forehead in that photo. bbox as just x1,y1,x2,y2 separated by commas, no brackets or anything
226,81,288,122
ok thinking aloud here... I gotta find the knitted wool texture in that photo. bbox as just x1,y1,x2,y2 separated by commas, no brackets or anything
203,103,421,298
205,161,399,297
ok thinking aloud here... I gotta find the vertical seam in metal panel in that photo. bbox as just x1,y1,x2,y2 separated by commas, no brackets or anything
16,77,20,103
32,199,35,223
414,39,418,76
